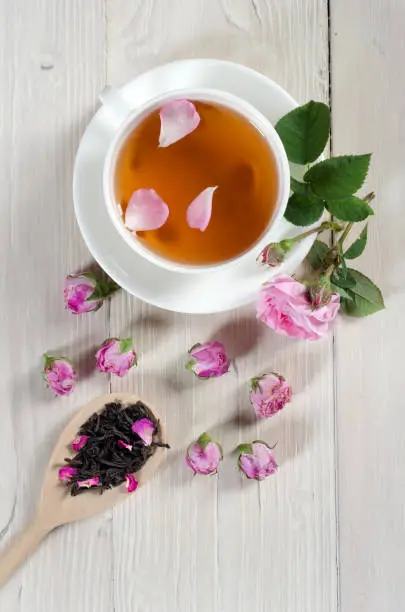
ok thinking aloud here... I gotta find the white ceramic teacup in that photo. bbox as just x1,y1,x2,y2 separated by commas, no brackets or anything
100,86,290,274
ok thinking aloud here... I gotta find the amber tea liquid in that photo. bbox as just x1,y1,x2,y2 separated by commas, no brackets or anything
114,101,279,265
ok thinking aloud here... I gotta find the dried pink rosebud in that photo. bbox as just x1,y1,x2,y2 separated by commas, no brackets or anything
257,239,294,267
131,418,155,446
118,439,133,451
185,433,223,475
249,373,292,418
125,474,138,493
159,99,200,147
186,341,230,378
71,435,89,452
64,272,117,315
58,466,77,482
77,476,100,489
237,441,278,481
43,354,77,396
96,338,137,377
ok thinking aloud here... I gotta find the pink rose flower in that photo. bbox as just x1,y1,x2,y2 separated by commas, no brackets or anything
96,338,137,377
237,441,278,481
43,355,77,396
186,341,230,378
250,373,292,418
257,274,340,341
185,433,223,475
64,272,117,315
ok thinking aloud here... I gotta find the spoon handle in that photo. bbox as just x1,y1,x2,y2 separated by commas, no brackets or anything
0,517,50,586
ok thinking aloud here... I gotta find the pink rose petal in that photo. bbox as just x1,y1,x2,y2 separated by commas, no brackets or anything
186,187,217,232
131,418,155,446
125,189,169,232
77,476,100,489
71,435,89,452
58,466,77,482
125,473,138,493
118,439,133,451
159,99,200,148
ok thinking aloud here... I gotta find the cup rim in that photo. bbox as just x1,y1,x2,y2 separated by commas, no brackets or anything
103,87,290,274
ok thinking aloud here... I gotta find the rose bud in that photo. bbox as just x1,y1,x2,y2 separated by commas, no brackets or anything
249,373,292,418
42,354,77,396
96,338,137,377
185,433,223,475
64,272,117,315
186,341,230,378
308,277,333,309
257,239,294,267
237,441,278,481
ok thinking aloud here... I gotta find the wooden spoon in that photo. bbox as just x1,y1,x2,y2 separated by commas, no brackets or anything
0,392,166,586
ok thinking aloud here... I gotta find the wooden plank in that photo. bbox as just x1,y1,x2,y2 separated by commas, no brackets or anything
0,1,111,610
108,2,336,611
331,1,405,610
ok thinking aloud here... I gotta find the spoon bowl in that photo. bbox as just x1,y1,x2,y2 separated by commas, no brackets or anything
0,393,166,586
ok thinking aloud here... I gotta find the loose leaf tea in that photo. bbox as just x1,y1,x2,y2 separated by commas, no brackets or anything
60,401,169,496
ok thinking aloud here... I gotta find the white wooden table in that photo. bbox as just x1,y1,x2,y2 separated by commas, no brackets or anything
0,1,403,610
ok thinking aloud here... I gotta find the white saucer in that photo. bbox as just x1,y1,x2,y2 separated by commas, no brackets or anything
73,59,315,314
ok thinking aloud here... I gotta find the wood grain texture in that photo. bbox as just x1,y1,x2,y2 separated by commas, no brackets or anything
0,1,110,611
331,1,405,610
107,2,335,611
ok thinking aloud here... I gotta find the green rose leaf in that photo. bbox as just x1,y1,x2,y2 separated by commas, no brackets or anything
326,196,374,222
344,224,368,259
307,239,330,270
331,268,356,288
275,101,330,164
346,269,385,308
284,193,325,226
342,292,384,317
331,283,353,300
290,177,312,196
304,154,371,199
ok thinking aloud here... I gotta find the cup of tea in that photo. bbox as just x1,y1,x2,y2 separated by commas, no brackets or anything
101,86,290,274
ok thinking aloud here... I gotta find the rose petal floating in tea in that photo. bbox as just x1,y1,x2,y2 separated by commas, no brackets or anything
159,99,200,148
257,274,340,341
125,188,169,232
96,338,137,377
77,476,100,489
249,373,292,418
125,473,138,493
237,441,278,481
118,439,133,451
185,433,223,475
58,466,77,482
186,186,218,232
42,354,77,396
186,341,230,378
131,417,155,446
71,435,89,452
